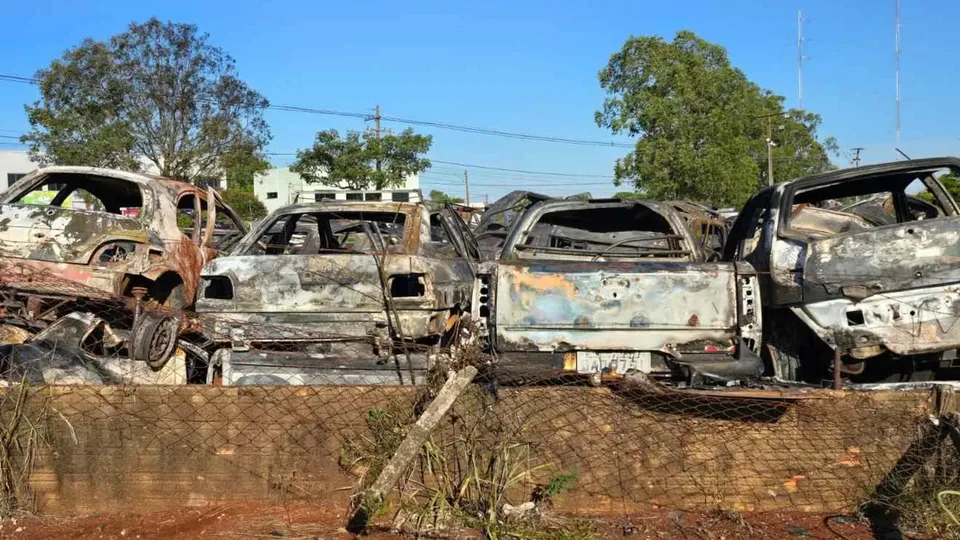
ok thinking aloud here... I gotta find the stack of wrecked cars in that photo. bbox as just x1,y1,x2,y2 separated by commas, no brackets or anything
5,157,960,389
475,157,960,386
0,166,247,383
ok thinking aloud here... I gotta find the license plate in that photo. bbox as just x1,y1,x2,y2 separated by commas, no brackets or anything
576,351,651,374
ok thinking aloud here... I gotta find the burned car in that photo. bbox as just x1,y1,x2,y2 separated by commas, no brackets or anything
475,198,762,385
723,157,960,382
195,201,481,385
0,167,246,366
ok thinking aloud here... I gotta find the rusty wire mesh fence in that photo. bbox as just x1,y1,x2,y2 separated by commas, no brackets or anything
0,257,959,538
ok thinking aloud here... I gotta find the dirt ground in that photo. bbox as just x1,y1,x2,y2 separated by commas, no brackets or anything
0,503,886,540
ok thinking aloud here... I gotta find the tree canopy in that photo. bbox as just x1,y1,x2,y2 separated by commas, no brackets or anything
426,189,464,209
596,30,837,207
290,128,432,191
23,18,271,183
220,188,268,222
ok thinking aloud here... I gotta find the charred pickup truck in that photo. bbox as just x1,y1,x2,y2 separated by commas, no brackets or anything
475,198,762,385
723,157,960,382
195,201,481,385
0,167,246,367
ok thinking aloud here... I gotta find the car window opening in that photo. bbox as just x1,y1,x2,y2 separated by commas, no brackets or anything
517,205,689,260
8,173,144,215
247,211,407,255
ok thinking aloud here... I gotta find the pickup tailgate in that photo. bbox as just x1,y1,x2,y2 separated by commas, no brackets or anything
494,260,739,353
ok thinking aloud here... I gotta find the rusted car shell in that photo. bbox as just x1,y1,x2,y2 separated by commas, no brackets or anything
0,167,244,306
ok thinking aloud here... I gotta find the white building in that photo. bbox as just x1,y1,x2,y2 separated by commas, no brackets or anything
0,151,39,193
254,167,421,213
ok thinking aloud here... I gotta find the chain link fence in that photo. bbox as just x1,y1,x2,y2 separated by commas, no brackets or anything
0,255,959,538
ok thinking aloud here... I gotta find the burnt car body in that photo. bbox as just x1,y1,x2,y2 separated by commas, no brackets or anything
0,167,245,307
195,201,480,385
475,198,762,385
723,157,960,382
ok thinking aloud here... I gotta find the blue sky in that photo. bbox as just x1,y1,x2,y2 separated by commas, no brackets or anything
2,0,959,201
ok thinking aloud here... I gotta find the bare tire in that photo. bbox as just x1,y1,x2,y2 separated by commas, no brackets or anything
131,312,179,370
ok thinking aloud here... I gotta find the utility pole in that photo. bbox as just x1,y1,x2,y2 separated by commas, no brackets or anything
766,121,776,186
895,0,901,145
851,147,864,167
463,170,470,206
797,9,804,110
374,105,382,173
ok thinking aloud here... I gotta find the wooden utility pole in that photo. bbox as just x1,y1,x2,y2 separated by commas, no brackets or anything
851,147,864,167
463,170,470,205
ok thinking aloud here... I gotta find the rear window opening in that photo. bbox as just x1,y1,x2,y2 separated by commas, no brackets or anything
516,204,689,261
6,173,144,215
246,211,407,255
787,167,956,239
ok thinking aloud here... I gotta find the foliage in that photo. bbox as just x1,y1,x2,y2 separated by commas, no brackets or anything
220,188,268,221
23,18,271,183
427,189,464,208
291,128,432,191
614,191,648,200
917,174,960,204
596,30,837,207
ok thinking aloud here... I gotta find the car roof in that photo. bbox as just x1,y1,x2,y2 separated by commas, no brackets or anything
779,157,960,190
26,166,195,192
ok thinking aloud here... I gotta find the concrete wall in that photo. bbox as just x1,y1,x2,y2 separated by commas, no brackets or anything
17,385,939,517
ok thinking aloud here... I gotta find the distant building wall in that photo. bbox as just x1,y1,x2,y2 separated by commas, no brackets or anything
0,151,39,193
255,167,421,213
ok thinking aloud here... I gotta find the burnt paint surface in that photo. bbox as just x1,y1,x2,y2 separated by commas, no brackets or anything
494,260,738,353
0,167,246,304
803,217,960,302
197,203,475,344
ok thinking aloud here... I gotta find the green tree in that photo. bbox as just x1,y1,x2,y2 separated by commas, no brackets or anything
426,189,464,209
23,18,271,182
220,188,268,222
291,128,432,190
596,30,837,207
917,174,960,203
613,191,648,200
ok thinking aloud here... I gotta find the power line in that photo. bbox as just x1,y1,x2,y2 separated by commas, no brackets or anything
0,72,632,149
430,159,614,178
0,74,36,84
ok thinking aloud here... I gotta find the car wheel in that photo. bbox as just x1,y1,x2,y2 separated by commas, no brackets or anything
131,312,179,370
